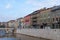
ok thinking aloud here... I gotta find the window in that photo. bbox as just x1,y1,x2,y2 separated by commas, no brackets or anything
32,17,37,19
51,24,55,29
33,21,37,22
56,18,58,21
53,18,54,21
59,18,60,21
25,20,29,22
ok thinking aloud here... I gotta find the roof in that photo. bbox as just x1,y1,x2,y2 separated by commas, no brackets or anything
17,17,23,20
8,20,15,23
51,5,60,12
24,14,31,18
31,8,47,15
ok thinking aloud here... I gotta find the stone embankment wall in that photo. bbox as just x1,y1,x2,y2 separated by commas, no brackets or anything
16,29,60,40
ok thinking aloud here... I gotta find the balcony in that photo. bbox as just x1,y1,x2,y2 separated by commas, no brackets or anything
32,17,37,19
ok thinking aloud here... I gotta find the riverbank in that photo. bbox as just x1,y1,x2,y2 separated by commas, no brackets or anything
16,29,60,40
16,33,50,40
0,33,50,40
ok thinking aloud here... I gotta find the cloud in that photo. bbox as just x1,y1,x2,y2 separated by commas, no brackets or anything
5,3,12,9
25,0,60,8
0,15,16,22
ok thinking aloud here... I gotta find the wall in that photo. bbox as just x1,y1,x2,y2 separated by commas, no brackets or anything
16,29,60,40
24,15,31,28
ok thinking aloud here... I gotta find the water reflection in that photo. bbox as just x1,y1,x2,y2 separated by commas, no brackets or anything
0,30,17,40
0,38,17,40
0,30,6,36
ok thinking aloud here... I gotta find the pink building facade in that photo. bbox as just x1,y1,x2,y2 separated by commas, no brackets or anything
24,14,31,28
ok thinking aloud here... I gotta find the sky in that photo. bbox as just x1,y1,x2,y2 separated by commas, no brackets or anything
0,0,60,22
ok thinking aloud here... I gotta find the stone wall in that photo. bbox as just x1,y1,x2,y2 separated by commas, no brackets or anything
16,29,60,40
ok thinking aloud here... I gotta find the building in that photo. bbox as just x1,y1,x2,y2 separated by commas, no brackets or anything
31,8,52,29
50,6,60,29
37,5,60,29
7,5,60,29
15,6,60,29
0,22,8,33
0,22,8,28
17,18,24,29
8,20,18,28
38,8,52,29
7,20,18,33
3,22,8,28
31,10,40,28
24,14,31,28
